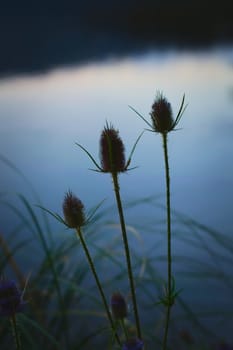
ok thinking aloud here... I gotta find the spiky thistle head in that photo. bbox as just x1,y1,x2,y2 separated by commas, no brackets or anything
63,191,86,228
150,91,186,133
99,123,126,173
122,338,144,350
129,92,186,135
0,279,24,317
111,292,127,320
150,92,174,133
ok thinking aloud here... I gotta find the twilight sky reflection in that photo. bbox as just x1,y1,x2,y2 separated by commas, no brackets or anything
0,48,233,236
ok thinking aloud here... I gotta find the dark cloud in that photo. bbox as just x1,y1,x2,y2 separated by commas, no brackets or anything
1,0,232,77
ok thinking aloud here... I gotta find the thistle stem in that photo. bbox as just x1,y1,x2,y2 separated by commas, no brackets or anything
111,172,142,339
162,132,172,350
11,314,21,350
76,227,121,346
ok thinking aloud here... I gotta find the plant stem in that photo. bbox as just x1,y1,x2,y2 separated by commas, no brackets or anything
0,233,25,288
111,172,142,339
162,132,172,350
120,318,129,340
76,227,121,346
11,314,21,350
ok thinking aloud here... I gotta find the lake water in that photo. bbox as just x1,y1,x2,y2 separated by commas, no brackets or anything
1,47,233,344
1,47,233,230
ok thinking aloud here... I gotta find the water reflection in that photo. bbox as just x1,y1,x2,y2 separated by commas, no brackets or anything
1,49,232,229
1,49,233,343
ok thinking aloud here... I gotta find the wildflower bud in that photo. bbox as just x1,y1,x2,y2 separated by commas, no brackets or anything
150,92,173,133
122,338,144,350
0,279,24,317
100,124,126,173
111,292,127,319
63,191,85,228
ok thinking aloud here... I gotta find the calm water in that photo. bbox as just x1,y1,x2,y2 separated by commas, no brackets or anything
1,48,233,231
1,48,233,342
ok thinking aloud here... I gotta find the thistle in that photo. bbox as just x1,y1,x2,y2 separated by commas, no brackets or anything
76,122,143,339
100,124,126,173
130,92,187,349
111,292,128,320
111,292,130,340
62,191,121,346
129,91,186,134
122,338,144,350
63,191,86,229
0,278,25,350
0,279,24,318
151,92,178,133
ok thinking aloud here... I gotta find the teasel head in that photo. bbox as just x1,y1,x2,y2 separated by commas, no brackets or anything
150,92,174,133
0,278,25,317
76,121,143,174
122,338,144,350
111,292,128,320
63,191,86,228
129,92,186,134
100,123,126,173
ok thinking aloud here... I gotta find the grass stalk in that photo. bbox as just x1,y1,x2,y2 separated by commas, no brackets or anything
0,233,25,288
120,318,129,340
11,315,21,350
19,195,70,349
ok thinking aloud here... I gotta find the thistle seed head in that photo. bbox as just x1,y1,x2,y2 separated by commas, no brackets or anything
150,92,173,133
111,292,127,320
100,123,126,173
63,191,85,228
0,279,24,317
122,338,144,350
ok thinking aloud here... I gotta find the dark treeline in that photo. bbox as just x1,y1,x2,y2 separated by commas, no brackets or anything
1,0,232,77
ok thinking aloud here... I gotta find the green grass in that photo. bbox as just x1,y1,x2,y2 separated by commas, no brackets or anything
1,156,233,350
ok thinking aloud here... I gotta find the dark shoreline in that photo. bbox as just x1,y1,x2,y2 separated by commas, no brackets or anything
1,0,232,77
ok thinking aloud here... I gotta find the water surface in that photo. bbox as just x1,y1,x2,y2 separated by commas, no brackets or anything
1,48,233,342
1,48,232,232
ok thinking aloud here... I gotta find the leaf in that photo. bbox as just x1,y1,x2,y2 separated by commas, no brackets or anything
75,142,102,171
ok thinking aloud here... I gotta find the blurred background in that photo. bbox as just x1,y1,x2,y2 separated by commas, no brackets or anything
0,0,232,76
0,0,233,346
1,0,232,232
